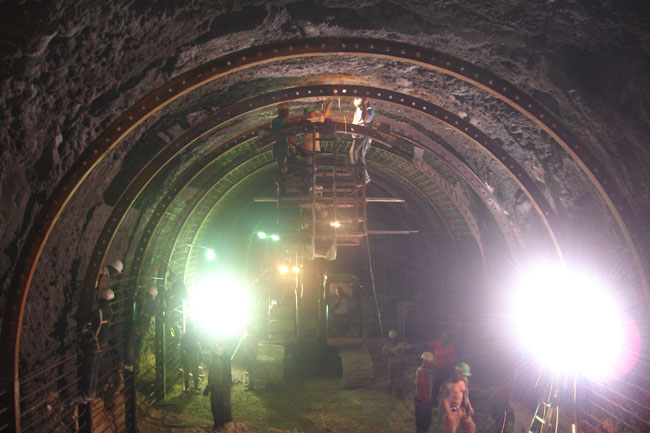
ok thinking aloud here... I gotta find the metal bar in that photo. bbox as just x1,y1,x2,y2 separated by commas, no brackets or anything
367,230,419,235
583,385,650,424
583,398,646,432
254,196,405,203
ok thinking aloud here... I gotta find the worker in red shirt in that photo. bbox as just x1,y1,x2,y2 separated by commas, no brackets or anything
428,331,457,403
414,351,436,433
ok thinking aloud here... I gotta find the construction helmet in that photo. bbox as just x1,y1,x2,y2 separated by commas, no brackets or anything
455,362,472,376
109,259,123,273
388,329,399,339
278,102,290,111
101,288,115,301
147,286,158,297
421,352,434,362
303,106,316,116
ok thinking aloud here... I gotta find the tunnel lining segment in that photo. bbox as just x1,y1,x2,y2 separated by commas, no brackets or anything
3,37,646,432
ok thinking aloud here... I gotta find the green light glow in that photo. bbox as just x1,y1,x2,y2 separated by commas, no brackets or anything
270,234,280,241
257,232,267,239
205,249,216,260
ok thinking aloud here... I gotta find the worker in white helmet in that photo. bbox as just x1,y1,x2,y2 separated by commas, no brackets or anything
382,329,411,398
99,259,123,280
78,287,115,402
349,97,374,187
97,259,123,298
415,351,436,433
124,286,159,371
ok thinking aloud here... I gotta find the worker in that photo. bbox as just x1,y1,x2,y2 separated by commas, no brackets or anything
100,259,123,280
440,362,476,433
301,100,332,188
271,102,299,176
97,259,123,292
123,286,159,371
78,288,115,402
414,351,436,433
382,329,411,398
349,98,374,186
181,322,202,392
204,342,232,432
428,330,457,403
331,286,354,316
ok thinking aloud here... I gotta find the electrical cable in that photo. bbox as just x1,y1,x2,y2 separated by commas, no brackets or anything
364,236,384,340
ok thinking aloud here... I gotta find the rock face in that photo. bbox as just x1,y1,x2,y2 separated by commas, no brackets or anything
0,1,648,432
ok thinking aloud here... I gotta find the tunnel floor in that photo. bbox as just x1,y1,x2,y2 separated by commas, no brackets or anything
136,368,497,432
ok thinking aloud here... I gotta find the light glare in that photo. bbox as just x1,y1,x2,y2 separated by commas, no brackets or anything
188,274,249,337
511,266,625,379
278,265,289,274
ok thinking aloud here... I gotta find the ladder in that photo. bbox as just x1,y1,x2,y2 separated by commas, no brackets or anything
528,389,559,433
274,122,368,260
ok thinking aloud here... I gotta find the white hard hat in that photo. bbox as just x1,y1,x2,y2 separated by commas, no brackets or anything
101,288,115,301
147,286,158,297
388,329,398,339
109,260,123,273
421,352,434,362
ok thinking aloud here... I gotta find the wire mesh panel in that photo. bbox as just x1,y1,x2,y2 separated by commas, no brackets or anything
580,251,650,433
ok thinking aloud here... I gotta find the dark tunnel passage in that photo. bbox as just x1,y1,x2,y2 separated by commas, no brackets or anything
1,2,649,433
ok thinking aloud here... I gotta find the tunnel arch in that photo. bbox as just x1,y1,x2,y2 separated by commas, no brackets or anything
2,35,648,432
88,82,564,297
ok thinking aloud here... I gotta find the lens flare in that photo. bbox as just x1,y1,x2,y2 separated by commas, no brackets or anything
510,265,629,380
188,274,249,337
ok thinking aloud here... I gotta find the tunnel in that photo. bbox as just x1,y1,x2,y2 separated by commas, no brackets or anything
0,1,648,432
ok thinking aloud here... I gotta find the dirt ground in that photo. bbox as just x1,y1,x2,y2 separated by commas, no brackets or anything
137,368,498,433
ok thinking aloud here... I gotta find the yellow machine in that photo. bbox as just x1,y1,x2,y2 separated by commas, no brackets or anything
323,273,362,346
322,273,373,388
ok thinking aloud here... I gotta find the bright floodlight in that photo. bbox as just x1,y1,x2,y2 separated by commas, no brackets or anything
510,265,625,379
257,231,267,239
205,249,216,261
270,234,280,241
189,274,249,337
278,265,289,275
292,266,300,273
330,220,341,228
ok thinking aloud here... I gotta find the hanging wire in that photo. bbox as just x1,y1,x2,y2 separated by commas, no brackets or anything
364,236,384,339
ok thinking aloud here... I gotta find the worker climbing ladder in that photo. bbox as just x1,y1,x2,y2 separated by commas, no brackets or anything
274,121,368,260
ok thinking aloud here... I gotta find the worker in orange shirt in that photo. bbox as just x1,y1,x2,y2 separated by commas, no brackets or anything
428,331,457,403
